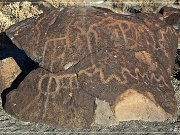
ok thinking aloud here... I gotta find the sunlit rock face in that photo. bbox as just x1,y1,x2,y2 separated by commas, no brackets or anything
0,57,21,92
4,6,178,128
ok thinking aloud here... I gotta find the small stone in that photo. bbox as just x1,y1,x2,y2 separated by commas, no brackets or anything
0,57,21,92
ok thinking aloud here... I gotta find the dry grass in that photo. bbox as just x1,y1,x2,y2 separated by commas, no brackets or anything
44,0,179,14
0,0,179,31
44,0,86,7
103,0,178,14
0,1,43,32
0,0,3,10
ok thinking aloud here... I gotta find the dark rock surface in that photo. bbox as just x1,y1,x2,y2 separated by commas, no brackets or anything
3,6,178,128
0,6,178,130
161,7,180,35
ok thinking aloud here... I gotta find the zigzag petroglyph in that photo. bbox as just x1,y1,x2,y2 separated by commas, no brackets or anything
39,17,171,87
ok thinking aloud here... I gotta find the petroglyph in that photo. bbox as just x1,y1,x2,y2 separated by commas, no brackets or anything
18,72,79,118
40,21,171,87
38,73,79,93
39,16,167,87
104,19,157,51
78,64,169,86
42,37,67,71
4,7,178,128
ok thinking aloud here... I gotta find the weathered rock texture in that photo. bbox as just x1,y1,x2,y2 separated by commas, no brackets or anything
162,6,180,18
162,7,180,72
162,6,180,31
4,7,178,128
0,57,20,92
162,7,180,49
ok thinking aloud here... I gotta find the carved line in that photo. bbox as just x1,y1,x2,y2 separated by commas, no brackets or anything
42,76,52,118
39,74,79,92
42,37,67,68
41,16,169,87
158,29,170,58
78,65,169,86
39,73,78,118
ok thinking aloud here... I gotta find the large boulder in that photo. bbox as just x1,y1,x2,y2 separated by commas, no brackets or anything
4,7,178,128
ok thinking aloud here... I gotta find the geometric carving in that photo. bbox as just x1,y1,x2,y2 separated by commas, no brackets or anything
5,7,178,128
39,73,79,93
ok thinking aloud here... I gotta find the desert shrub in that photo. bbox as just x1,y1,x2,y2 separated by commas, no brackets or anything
104,0,177,14
0,1,43,32
44,0,106,7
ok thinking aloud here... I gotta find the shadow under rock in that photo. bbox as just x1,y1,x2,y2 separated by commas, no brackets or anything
0,32,39,74
1,72,27,108
0,32,39,109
